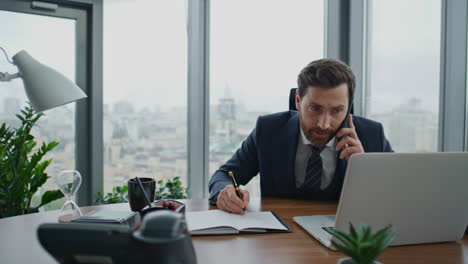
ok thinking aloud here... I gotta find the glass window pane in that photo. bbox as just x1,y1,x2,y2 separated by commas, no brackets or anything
103,1,188,192
209,0,325,197
0,10,76,210
365,0,441,152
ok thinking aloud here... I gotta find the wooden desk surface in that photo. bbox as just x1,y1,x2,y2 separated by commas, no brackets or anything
0,198,466,264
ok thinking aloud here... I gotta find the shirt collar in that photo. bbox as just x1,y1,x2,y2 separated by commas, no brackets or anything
300,128,336,148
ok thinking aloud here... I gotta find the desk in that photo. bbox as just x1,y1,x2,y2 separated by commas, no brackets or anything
0,198,466,264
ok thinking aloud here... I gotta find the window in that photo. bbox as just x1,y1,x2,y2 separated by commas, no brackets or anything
0,10,76,209
103,0,188,192
209,0,325,197
364,0,442,152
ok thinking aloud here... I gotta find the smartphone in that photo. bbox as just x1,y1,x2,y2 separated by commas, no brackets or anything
336,95,354,142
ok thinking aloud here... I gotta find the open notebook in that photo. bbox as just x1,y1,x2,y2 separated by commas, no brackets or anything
185,210,291,235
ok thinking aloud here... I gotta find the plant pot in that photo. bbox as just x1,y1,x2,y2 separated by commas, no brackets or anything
337,258,383,264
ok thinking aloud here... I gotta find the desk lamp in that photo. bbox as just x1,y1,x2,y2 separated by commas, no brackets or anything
0,46,87,220
0,47,87,112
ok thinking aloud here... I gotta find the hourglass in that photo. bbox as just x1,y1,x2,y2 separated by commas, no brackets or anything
55,170,82,222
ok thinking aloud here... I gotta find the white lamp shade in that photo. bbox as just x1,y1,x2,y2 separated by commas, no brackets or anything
12,50,87,112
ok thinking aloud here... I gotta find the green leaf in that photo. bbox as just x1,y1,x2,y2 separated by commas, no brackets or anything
372,225,394,246
325,227,358,250
331,241,359,261
362,227,373,244
15,114,25,122
35,190,64,209
349,222,358,239
46,141,59,151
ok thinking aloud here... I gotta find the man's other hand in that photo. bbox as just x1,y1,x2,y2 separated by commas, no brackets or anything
216,185,250,215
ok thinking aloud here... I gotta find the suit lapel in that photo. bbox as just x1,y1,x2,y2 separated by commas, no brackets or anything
274,112,300,196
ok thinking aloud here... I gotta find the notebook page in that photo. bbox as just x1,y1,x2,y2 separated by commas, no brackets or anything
186,210,239,231
235,211,287,231
186,210,287,232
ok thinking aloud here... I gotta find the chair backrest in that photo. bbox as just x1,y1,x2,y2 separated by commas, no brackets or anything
289,88,297,111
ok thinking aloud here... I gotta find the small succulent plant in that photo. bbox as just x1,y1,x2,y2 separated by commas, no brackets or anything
324,223,395,264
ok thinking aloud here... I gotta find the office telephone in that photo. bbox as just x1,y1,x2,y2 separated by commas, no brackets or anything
37,210,197,264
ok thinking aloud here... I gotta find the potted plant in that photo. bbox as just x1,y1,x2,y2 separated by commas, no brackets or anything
154,176,189,200
95,185,129,204
324,223,395,264
0,105,64,218
95,176,188,204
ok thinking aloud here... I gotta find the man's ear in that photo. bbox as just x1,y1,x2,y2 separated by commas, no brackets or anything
295,90,301,111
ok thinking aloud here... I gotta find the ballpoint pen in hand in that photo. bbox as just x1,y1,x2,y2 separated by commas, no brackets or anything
228,171,246,212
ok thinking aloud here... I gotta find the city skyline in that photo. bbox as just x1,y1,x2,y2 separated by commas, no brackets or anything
0,82,440,201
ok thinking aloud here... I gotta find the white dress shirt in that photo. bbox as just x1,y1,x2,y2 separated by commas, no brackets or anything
295,128,337,190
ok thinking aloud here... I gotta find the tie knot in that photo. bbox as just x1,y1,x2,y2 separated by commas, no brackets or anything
308,144,324,154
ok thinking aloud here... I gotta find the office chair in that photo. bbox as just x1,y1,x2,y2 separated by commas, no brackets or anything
289,88,297,111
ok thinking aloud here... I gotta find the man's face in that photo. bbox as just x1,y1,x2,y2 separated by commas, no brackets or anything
295,83,349,147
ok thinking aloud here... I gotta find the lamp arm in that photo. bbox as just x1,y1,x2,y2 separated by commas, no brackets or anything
0,46,21,82
0,72,21,82
0,46,14,65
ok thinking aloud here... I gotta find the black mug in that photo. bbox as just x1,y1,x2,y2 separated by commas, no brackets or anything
128,177,155,212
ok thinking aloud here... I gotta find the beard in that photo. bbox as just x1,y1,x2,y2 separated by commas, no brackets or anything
299,116,338,147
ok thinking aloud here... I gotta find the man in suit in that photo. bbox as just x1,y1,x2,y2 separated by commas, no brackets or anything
209,58,393,214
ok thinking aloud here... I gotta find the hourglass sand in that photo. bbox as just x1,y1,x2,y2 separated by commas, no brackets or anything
55,170,83,222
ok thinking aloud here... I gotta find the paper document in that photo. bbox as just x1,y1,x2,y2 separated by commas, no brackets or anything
185,210,290,235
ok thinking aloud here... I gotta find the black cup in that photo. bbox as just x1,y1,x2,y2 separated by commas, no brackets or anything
128,177,155,212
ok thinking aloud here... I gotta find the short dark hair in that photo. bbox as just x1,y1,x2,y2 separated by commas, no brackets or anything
297,58,355,99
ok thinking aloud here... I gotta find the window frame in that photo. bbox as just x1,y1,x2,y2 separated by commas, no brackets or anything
439,0,468,152
348,0,468,153
187,0,210,198
0,0,103,205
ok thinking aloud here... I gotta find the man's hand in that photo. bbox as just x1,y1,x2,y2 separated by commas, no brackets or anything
216,185,250,215
335,114,364,160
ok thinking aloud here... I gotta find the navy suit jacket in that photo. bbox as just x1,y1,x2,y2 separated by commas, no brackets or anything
208,111,393,202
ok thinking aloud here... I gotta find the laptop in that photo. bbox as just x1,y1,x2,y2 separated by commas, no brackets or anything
293,152,468,249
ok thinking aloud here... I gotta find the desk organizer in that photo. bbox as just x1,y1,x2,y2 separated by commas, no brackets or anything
140,199,185,220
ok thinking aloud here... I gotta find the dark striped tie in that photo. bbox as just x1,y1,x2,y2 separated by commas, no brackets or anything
301,145,324,191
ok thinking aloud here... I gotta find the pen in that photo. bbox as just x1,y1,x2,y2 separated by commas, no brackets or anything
228,171,246,212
